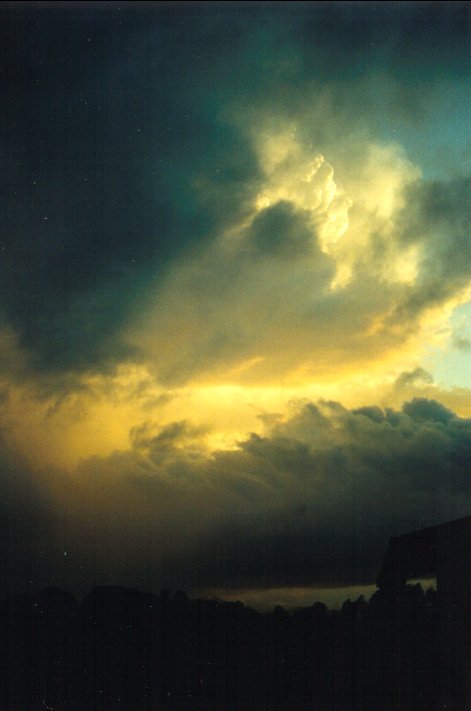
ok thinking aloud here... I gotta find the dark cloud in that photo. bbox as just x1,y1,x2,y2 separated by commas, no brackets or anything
0,3,260,373
67,396,471,588
297,2,471,81
453,334,471,351
248,201,317,259
2,397,468,595
1,3,470,378
395,367,434,388
392,176,471,324
402,397,454,424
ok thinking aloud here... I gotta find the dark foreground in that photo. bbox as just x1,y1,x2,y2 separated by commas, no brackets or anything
1,584,469,710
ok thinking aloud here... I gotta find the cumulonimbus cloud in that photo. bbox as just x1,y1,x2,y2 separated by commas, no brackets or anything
129,131,471,389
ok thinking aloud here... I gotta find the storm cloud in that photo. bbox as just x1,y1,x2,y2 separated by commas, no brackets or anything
1,3,470,604
1,2,471,381
1,397,467,595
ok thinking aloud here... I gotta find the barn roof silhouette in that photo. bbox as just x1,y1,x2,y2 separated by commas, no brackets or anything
377,514,471,592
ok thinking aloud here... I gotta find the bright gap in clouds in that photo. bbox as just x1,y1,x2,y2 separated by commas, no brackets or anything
2,127,471,470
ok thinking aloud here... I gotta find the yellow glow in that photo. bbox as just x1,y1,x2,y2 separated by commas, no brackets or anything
198,585,378,611
3,326,471,474
1,127,471,472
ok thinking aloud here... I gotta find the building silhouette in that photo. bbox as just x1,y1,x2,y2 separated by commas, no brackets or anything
377,515,471,708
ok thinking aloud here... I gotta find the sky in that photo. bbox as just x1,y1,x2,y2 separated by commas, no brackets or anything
0,1,470,608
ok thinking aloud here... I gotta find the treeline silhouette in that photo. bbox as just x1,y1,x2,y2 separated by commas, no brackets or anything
0,582,466,710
